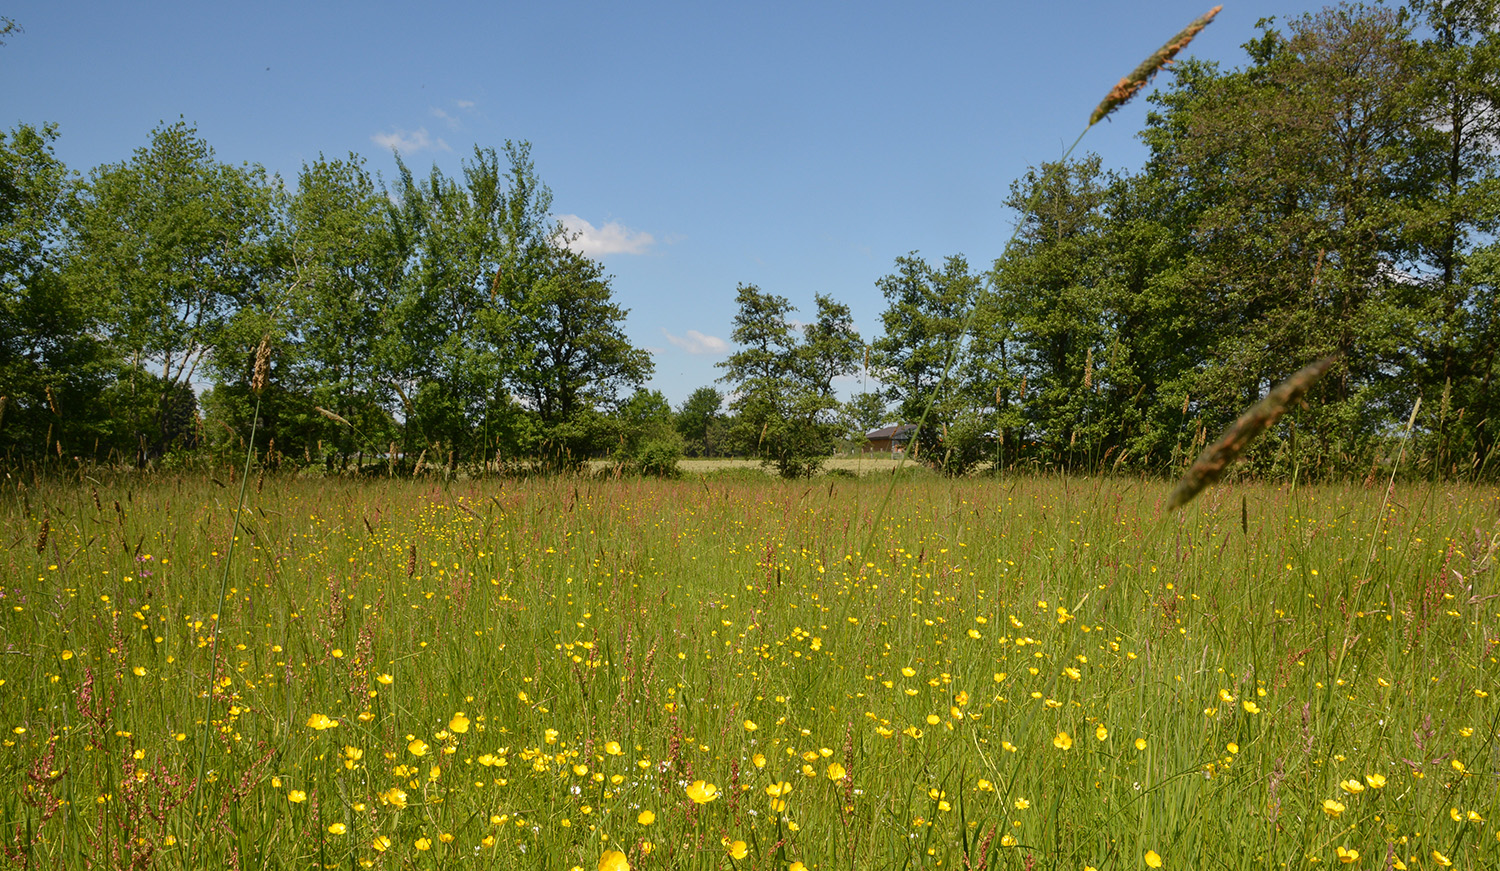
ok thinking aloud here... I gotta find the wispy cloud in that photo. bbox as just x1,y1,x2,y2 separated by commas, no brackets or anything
556,214,655,256
430,107,461,130
370,127,450,154
662,329,728,356
456,99,476,109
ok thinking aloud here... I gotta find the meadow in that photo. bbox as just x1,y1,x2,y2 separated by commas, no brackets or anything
2,470,1497,870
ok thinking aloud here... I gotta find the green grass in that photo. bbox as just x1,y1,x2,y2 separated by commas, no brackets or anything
2,472,1497,870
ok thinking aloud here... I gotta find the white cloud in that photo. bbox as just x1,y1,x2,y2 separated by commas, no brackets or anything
556,214,655,256
430,107,461,130
456,99,476,109
662,329,728,356
370,127,450,154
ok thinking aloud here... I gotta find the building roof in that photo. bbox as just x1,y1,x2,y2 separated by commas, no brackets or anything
865,424,917,441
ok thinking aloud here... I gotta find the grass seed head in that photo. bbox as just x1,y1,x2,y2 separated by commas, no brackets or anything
314,406,353,428
1167,355,1339,511
1091,6,1222,127
251,335,271,396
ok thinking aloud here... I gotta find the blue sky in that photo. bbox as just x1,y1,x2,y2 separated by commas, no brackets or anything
5,1,1308,406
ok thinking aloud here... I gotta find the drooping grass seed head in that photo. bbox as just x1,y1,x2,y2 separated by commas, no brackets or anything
1090,7,1222,127
1167,355,1339,511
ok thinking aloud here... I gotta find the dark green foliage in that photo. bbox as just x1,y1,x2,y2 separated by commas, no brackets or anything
616,389,684,476
718,286,860,478
871,253,989,475
842,391,888,445
0,124,117,460
676,386,725,457
506,245,653,470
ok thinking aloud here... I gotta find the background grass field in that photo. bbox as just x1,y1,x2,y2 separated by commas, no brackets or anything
2,472,1497,870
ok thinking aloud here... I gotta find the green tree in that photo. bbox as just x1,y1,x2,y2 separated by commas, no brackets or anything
870,253,986,473
989,160,1112,470
1150,7,1426,473
0,123,119,460
615,388,683,476
675,386,724,457
284,153,402,466
1404,0,1500,471
72,121,278,461
385,143,549,469
842,391,887,444
505,244,654,469
718,285,857,477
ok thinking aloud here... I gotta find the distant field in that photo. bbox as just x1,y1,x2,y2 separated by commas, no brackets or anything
675,455,914,475
2,473,1496,869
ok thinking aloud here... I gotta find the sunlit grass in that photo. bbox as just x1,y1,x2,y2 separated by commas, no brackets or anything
2,472,1497,869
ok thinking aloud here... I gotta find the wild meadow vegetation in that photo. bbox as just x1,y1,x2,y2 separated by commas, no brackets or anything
7,4,1500,868
3,470,1497,870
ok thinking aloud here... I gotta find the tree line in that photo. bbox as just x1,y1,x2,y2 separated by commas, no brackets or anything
715,0,1500,480
0,125,672,472
5,0,1500,479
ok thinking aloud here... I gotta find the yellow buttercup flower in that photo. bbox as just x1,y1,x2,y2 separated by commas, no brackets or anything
287,790,307,803
1323,799,1345,818
599,850,629,871
1336,846,1358,864
637,810,655,825
1145,850,1163,868
327,823,347,835
380,787,408,809
827,762,846,781
448,713,470,733
726,839,748,860
306,713,337,730
1053,731,1073,750
686,780,719,804
408,738,429,757
1364,773,1386,788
